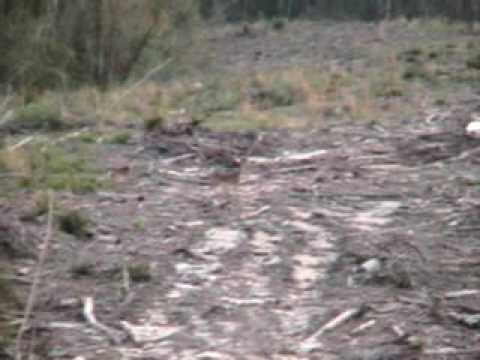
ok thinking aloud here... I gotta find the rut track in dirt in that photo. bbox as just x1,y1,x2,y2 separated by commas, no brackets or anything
7,20,480,360
16,117,480,359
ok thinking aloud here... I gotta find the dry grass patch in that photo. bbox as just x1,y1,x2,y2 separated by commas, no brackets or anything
205,106,300,131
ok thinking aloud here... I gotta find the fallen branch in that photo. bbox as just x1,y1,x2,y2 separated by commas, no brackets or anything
248,149,345,166
444,289,480,299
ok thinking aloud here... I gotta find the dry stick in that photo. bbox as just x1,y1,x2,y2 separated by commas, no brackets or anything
15,190,55,360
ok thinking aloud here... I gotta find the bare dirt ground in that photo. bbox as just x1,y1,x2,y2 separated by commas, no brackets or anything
6,20,480,359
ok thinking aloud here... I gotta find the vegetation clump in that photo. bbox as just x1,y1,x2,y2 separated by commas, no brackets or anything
70,259,96,277
250,76,300,109
144,116,165,132
7,103,64,132
402,64,432,81
105,132,131,145
466,53,480,70
192,80,242,113
128,262,152,283
272,17,286,30
78,132,100,144
0,143,102,193
58,209,91,238
19,190,53,221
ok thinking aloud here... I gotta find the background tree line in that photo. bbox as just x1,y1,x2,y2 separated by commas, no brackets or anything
0,0,197,92
201,0,480,22
0,0,478,93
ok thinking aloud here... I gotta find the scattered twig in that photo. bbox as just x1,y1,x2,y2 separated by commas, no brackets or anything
313,191,404,199
50,129,91,146
160,153,196,165
391,325,406,338
444,289,480,299
454,145,480,161
15,191,55,360
240,205,271,219
304,305,367,340
110,290,139,320
222,297,277,306
273,165,318,174
300,305,368,353
424,347,480,356
82,297,123,345
350,319,376,334
448,310,480,328
439,258,480,267
248,149,336,166
157,169,207,184
8,136,34,152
